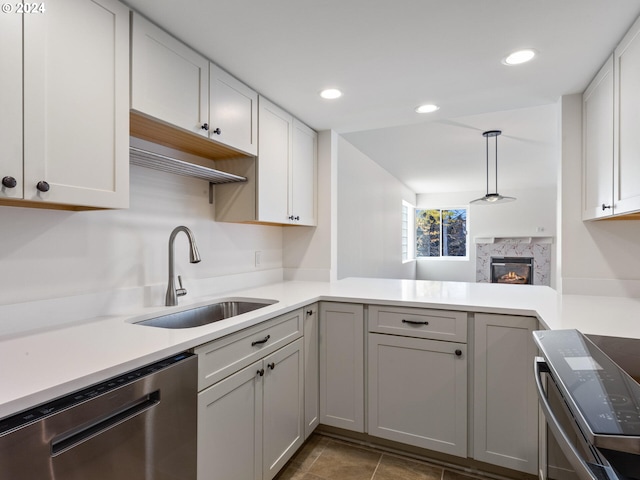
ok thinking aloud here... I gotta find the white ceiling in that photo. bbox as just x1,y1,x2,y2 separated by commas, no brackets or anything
123,0,640,194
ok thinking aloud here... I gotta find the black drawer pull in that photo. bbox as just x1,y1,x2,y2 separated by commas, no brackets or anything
267,362,275,370
401,319,429,326
257,368,265,377
251,334,271,347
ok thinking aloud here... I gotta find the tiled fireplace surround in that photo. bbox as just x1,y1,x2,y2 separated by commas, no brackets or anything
475,237,552,286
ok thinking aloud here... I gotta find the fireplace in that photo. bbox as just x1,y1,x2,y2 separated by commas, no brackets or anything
490,257,533,285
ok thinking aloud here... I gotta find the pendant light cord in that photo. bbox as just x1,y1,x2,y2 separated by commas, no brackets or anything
485,134,489,195
494,134,498,194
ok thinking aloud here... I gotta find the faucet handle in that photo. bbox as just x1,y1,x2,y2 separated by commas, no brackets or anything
176,275,187,297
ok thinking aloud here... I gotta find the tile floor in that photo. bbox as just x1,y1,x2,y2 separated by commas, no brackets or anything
275,434,492,480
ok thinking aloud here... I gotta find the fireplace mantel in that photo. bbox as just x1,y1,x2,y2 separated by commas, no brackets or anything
474,236,554,244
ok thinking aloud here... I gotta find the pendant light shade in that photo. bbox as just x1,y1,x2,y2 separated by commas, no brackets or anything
470,130,516,205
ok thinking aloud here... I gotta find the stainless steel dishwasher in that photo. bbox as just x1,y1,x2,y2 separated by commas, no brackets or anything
0,351,197,480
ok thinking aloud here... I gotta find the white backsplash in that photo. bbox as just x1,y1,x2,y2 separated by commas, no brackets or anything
475,237,552,286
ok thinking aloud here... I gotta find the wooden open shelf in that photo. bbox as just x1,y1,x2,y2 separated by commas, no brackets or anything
130,111,252,161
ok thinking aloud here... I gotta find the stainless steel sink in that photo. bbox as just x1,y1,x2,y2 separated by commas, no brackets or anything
134,299,277,329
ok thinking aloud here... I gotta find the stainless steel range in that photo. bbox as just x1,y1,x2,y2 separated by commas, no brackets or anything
534,329,640,480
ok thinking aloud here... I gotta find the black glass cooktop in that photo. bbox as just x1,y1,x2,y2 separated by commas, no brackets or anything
534,330,640,440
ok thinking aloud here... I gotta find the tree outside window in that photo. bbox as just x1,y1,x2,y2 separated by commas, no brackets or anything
416,209,467,258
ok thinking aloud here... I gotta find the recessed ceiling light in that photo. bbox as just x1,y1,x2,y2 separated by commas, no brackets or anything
415,104,439,114
320,88,342,99
502,49,537,66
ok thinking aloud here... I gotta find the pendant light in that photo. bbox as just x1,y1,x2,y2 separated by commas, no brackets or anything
470,130,516,205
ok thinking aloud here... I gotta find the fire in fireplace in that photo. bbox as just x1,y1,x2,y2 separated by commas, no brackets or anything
490,257,534,285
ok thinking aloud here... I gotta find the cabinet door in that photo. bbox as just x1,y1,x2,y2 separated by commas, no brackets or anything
257,96,292,223
198,361,262,480
209,63,258,155
614,17,640,215
473,313,538,474
319,302,365,432
131,13,209,137
0,11,23,200
303,304,319,439
291,119,317,226
23,0,129,208
368,333,467,457
582,56,614,220
263,338,304,480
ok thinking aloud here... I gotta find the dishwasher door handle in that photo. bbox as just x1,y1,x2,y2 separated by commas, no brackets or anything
51,390,160,456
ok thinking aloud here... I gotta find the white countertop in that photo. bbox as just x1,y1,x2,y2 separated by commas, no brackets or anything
2,277,640,420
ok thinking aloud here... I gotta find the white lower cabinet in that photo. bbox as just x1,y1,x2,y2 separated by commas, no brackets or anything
198,359,262,480
198,337,304,480
319,302,365,432
368,333,467,457
473,313,539,474
303,304,319,438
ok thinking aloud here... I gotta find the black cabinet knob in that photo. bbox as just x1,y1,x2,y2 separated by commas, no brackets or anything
212,128,222,135
455,349,462,357
257,368,265,377
602,203,612,211
36,181,50,192
201,123,209,131
2,176,17,188
267,362,275,370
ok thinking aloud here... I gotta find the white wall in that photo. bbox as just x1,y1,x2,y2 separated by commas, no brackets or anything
416,186,557,285
336,136,417,280
0,165,283,308
559,94,640,296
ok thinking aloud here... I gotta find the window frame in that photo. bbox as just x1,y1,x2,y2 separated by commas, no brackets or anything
402,201,415,262
415,206,469,261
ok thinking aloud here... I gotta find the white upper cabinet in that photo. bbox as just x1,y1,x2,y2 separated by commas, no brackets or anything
582,56,614,220
0,11,23,200
131,13,209,137
209,63,258,156
254,97,317,225
614,16,640,216
291,119,318,226
131,14,258,157
0,0,129,209
257,97,293,223
583,15,640,219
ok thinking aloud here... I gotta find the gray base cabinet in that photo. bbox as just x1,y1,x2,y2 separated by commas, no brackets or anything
196,309,305,480
368,333,467,457
472,313,538,474
303,304,319,438
319,302,365,432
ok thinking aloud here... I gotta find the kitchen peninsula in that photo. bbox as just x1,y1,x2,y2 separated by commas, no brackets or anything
3,277,640,479
4,276,640,418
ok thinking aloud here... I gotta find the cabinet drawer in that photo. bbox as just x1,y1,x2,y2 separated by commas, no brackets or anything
368,305,467,342
194,308,302,390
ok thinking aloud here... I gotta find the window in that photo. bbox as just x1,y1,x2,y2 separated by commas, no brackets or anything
401,201,415,261
416,208,467,258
